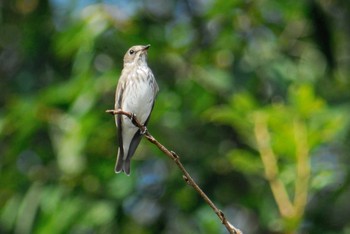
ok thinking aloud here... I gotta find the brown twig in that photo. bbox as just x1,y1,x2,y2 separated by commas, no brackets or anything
106,109,242,234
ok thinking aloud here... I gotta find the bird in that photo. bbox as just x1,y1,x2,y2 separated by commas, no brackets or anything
114,44,159,175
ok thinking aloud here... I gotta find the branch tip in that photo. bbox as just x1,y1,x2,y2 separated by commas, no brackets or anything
106,109,115,115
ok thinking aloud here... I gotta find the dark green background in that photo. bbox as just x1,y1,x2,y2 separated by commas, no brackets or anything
1,0,350,233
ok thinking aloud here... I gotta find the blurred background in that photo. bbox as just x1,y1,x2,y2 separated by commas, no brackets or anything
1,0,350,233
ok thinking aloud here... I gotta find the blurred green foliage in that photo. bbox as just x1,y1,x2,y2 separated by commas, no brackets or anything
1,0,350,233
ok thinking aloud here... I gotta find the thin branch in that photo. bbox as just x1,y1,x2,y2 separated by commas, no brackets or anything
106,109,242,234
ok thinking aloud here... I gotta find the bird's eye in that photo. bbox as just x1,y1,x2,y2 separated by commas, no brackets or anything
129,50,134,55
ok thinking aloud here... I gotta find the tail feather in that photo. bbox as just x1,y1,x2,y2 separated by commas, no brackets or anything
115,112,124,174
115,147,131,176
115,148,124,173
123,159,131,175
115,112,152,175
115,130,142,175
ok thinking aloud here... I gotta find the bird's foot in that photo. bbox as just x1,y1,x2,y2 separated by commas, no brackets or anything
140,126,148,135
130,113,138,125
130,113,147,134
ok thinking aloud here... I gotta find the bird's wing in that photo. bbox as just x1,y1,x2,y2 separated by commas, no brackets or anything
150,72,159,97
115,80,125,172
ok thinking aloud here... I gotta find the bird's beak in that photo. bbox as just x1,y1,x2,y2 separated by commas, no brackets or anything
142,44,151,51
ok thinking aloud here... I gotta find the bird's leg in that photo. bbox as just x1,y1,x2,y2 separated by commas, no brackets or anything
129,113,148,135
130,113,138,126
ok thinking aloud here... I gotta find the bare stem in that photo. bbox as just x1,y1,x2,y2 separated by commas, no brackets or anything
253,112,295,218
293,120,310,218
106,109,242,234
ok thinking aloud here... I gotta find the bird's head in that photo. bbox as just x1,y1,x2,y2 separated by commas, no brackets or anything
123,44,150,66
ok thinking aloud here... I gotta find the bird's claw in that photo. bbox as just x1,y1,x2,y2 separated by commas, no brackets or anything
130,113,138,125
140,126,148,135
130,113,147,134
129,113,136,119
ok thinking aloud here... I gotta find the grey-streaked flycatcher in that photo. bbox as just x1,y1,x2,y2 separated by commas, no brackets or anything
114,44,159,175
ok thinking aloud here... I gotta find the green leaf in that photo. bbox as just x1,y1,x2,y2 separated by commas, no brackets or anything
227,149,262,174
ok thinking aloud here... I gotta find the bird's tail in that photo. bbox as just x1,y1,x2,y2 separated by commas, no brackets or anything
115,148,131,175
